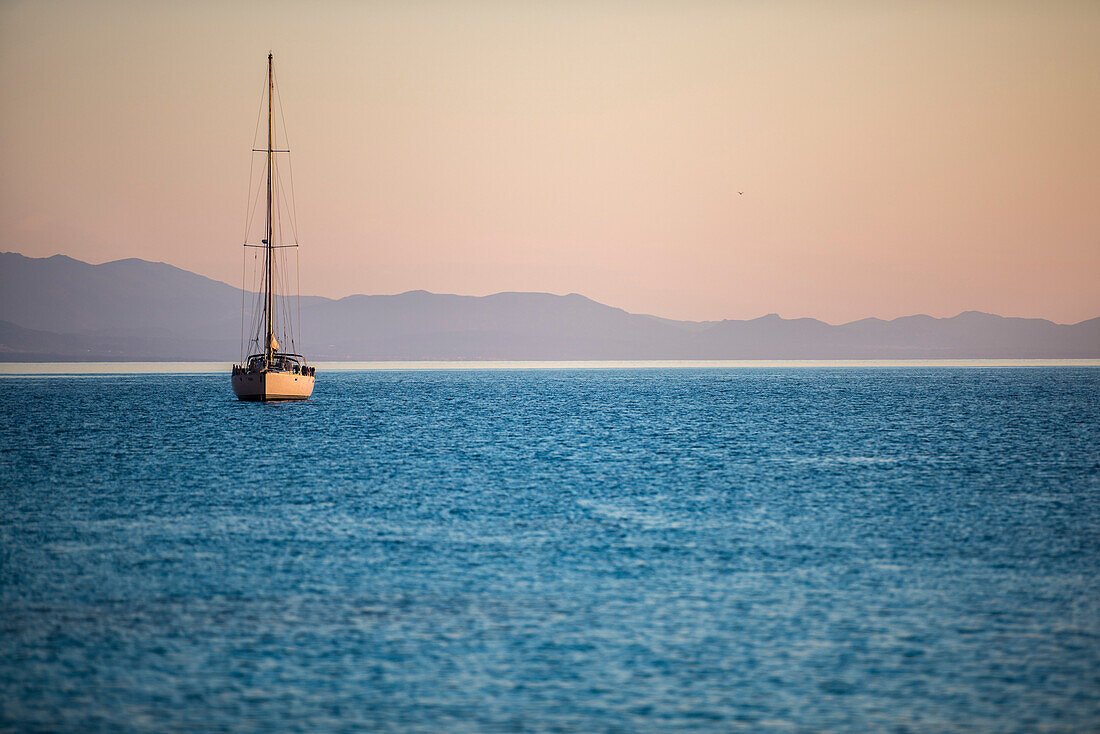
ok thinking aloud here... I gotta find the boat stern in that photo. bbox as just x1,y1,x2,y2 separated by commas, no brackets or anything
232,371,315,401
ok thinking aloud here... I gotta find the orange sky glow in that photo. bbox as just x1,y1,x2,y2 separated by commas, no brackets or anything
1,0,1097,323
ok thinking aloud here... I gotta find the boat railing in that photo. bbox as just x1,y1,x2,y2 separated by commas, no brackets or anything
234,353,315,376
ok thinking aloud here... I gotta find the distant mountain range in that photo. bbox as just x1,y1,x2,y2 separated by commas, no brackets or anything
1,252,1097,361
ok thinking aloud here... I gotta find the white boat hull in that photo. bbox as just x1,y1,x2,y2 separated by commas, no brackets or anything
232,371,315,401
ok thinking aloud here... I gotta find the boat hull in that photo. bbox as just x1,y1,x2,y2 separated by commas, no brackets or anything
232,371,315,401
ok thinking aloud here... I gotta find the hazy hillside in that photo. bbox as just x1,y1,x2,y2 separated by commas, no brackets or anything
1,252,1097,360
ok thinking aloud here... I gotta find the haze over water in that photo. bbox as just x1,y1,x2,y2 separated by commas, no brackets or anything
2,366,1098,731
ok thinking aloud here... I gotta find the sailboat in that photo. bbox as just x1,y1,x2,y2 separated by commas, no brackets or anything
232,54,315,401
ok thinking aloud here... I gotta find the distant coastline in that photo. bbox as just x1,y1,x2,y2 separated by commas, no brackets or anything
2,252,1098,361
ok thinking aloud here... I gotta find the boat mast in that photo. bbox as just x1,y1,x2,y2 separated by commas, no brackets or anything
264,52,275,362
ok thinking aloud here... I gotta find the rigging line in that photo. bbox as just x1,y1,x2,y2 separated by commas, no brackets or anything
274,74,301,244
243,154,256,244
244,68,267,241
239,69,268,330
260,248,267,346
248,250,262,354
246,62,274,323
275,156,295,243
244,152,268,246
275,162,296,349
286,270,294,352
241,245,246,363
253,251,263,341
269,130,293,242
297,246,302,357
254,250,264,342
286,257,295,353
272,216,278,331
271,66,300,244
276,162,297,248
271,64,302,357
271,252,277,345
278,211,295,352
285,148,299,243
277,206,290,349
247,254,254,343
251,132,272,237
271,61,279,157
272,162,281,346
286,148,299,244
251,65,267,150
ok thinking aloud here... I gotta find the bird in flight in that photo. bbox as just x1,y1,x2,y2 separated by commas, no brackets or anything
738,191,744,196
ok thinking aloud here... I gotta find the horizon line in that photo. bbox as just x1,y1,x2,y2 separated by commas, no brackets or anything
4,359,1100,376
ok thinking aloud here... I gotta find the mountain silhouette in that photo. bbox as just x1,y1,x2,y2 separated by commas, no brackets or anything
1,252,1097,360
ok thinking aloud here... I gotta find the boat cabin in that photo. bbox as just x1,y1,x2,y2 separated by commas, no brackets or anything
233,353,314,376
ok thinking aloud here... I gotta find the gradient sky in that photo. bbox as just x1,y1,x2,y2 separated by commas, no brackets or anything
1,0,1098,323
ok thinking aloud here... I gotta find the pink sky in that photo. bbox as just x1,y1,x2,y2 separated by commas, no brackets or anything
1,1,1097,323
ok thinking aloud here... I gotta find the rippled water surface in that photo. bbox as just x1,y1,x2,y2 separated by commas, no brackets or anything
2,368,1099,732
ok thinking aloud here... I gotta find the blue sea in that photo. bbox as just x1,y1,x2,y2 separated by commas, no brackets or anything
1,366,1098,732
